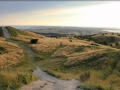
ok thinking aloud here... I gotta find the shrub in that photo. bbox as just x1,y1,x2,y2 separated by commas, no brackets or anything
0,46,6,54
110,44,113,47
115,42,119,46
102,40,109,45
75,46,84,52
69,39,72,42
30,39,39,44
80,71,90,82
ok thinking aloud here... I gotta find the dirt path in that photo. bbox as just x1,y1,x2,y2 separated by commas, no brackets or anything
2,27,10,39
33,67,79,90
20,67,79,90
2,27,81,90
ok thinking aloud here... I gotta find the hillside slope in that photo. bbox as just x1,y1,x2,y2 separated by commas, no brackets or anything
76,33,120,49
3,26,120,90
0,27,38,90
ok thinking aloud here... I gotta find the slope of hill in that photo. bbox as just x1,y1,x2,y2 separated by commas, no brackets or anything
76,33,120,49
0,27,38,90
2,26,120,90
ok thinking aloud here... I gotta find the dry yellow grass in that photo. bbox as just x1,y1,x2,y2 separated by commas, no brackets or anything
13,30,45,43
65,50,106,65
0,39,24,68
30,37,94,53
14,31,118,66
14,31,117,65
10,30,120,89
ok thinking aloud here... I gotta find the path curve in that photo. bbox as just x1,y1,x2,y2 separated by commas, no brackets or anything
20,67,79,90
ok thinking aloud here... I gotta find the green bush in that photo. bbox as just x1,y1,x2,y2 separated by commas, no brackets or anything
18,73,36,85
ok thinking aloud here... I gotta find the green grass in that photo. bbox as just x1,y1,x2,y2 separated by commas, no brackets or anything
33,50,51,60
5,26,29,38
0,27,4,37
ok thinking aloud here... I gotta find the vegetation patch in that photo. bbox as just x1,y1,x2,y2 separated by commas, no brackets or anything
0,39,38,90
6,26,29,38
0,53,38,90
0,46,6,54
30,39,39,44
75,46,85,52
75,33,120,49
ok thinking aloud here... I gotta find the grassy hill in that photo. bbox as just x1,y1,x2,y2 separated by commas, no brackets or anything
1,26,120,90
0,27,38,90
14,30,120,89
76,33,120,49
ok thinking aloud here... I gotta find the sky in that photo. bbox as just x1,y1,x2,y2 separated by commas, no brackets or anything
0,1,120,28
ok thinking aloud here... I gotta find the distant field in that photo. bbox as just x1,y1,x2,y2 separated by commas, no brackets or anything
14,26,114,35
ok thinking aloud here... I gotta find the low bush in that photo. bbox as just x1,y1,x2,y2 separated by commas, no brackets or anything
75,46,84,52
0,46,6,54
30,39,39,44
69,39,72,42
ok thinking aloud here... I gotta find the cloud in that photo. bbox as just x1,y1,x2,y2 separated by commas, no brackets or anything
1,1,120,28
